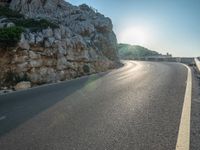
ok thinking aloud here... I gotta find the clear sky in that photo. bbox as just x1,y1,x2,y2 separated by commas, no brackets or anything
67,0,200,57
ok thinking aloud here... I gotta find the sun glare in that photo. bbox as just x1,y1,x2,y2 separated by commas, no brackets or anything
120,26,150,45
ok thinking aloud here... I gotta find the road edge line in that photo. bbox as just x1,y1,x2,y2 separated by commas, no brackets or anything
176,64,192,150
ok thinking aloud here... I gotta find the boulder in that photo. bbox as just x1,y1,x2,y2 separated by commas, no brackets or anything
14,81,31,91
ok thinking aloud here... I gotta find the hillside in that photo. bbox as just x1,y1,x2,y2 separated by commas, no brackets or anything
118,43,160,60
0,0,119,90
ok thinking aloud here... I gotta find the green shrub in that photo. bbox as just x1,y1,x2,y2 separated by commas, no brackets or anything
83,65,90,73
13,19,59,32
0,7,58,48
0,26,24,48
0,6,23,18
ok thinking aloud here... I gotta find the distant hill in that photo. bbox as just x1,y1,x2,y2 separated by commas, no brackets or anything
118,43,160,59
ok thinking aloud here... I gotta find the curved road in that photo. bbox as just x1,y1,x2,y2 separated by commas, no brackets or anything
0,61,189,150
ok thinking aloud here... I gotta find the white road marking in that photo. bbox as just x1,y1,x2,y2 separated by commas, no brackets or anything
0,115,7,121
176,65,192,150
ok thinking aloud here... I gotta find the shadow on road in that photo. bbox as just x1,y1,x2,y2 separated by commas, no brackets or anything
0,73,107,137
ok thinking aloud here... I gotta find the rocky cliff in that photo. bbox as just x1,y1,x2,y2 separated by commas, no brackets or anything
0,0,119,90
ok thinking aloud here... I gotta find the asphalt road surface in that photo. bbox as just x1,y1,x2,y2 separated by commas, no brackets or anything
0,61,189,150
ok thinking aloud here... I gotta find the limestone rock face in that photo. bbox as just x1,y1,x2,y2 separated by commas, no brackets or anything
9,0,118,59
0,0,119,89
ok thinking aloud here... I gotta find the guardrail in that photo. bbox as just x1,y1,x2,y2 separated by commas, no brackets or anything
195,58,200,72
133,57,194,65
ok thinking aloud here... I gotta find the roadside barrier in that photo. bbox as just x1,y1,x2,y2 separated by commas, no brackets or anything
194,58,200,72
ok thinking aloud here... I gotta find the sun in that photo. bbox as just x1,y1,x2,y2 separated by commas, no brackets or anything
120,26,150,45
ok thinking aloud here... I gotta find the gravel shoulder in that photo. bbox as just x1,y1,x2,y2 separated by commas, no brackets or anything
190,66,200,150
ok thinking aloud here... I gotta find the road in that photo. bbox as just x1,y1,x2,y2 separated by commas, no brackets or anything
0,61,189,150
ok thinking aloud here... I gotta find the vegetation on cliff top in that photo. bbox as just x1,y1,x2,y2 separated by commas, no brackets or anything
13,18,59,31
118,43,160,60
0,26,23,48
0,6,23,18
0,6,59,48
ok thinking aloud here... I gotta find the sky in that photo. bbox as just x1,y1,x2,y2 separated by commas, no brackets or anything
67,0,200,57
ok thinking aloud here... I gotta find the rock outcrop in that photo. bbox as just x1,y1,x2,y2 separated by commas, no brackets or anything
14,81,31,91
9,0,118,61
0,0,119,89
